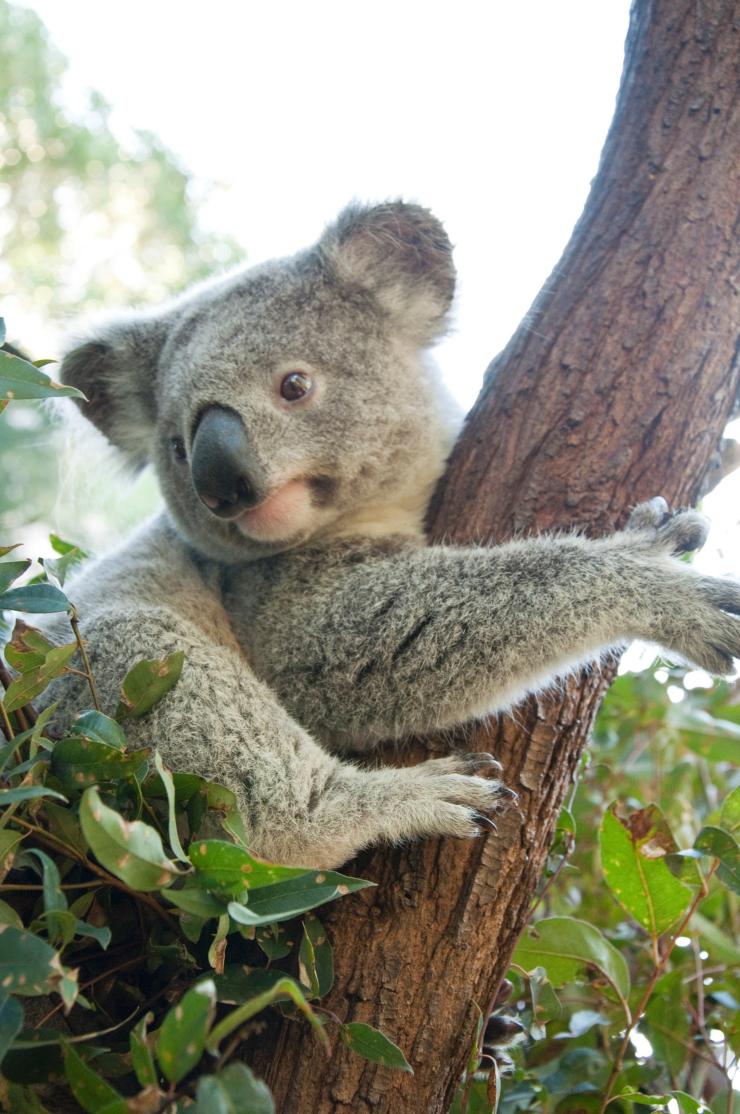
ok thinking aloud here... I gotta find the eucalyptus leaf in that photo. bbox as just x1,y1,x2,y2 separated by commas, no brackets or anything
694,825,740,894
720,785,740,835
0,560,31,593
512,917,631,1015
339,1022,413,1073
0,992,23,1065
70,711,126,750
0,583,71,615
228,869,373,924
0,786,67,805
299,914,333,998
115,651,185,721
600,804,692,937
189,839,309,897
154,751,189,863
0,349,86,402
51,736,150,791
156,978,216,1084
206,976,328,1053
194,1063,275,1114
79,786,184,892
0,925,73,998
62,1042,127,1114
129,1012,157,1089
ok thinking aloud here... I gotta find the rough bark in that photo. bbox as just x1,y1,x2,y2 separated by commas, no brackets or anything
253,2,740,1109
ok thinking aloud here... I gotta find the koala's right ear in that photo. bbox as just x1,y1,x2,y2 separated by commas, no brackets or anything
61,312,169,468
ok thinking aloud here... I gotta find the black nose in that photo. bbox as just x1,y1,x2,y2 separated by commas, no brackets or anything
190,406,257,518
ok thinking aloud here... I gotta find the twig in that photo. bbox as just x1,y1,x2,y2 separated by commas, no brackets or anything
34,953,148,1029
598,861,718,1112
8,814,178,930
69,608,100,711
0,879,103,892
0,699,13,742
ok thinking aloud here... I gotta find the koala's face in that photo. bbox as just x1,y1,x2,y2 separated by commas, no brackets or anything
62,203,459,562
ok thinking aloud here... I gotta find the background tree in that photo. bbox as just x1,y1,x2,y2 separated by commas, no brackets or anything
250,1,740,1109
0,0,239,546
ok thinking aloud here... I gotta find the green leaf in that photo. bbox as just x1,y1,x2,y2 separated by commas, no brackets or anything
600,804,693,937
339,1022,413,1073
129,1012,157,1088
0,560,31,593
62,1042,127,1114
115,651,185,721
165,886,228,919
645,971,689,1076
694,826,740,894
299,914,333,998
51,735,149,790
226,870,374,925
0,925,71,997
156,978,216,1084
3,643,78,712
0,899,23,929
71,711,126,750
40,547,84,588
189,839,311,898
0,785,67,805
25,849,68,945
255,922,294,961
0,349,86,402
0,993,23,1065
512,916,631,1016
206,976,328,1053
194,1063,275,1114
79,786,184,892
720,786,740,836
44,801,87,854
0,583,71,615
154,751,189,863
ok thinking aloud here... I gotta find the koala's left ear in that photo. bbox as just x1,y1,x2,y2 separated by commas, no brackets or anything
61,311,170,468
318,201,456,346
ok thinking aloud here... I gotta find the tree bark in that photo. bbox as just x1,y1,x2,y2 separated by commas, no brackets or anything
253,2,740,1109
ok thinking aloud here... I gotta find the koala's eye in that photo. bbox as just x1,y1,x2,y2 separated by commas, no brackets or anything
280,371,312,402
170,436,187,461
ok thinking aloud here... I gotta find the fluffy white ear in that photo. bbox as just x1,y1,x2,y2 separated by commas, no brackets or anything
61,311,169,467
318,201,456,346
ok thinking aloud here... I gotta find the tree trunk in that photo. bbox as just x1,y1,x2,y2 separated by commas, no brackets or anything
253,2,740,1109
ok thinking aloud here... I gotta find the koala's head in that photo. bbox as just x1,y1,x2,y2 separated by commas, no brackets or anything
62,202,461,562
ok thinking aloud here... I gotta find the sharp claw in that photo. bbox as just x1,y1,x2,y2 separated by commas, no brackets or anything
461,751,503,772
473,813,497,832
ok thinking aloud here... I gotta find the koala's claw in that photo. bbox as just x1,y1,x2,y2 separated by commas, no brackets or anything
458,751,503,774
628,498,710,555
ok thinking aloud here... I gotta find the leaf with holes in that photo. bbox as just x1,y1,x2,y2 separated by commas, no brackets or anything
115,651,185,721
156,978,217,1084
79,786,184,892
600,804,692,938
51,736,149,791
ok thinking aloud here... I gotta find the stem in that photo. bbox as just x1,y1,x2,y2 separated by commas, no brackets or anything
69,608,100,711
8,814,178,930
0,699,14,742
598,862,717,1113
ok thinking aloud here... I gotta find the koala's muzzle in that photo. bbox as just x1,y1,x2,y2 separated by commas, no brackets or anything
190,406,257,518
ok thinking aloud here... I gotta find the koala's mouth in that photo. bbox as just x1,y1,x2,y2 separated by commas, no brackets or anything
234,475,336,543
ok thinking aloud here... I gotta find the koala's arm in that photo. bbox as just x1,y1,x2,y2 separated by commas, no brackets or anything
225,501,740,749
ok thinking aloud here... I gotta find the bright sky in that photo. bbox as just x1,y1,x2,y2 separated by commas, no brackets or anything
25,0,631,407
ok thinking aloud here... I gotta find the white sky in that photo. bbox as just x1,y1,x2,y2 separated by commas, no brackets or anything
25,0,631,408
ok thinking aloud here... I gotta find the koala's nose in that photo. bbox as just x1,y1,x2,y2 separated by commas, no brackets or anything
190,406,257,518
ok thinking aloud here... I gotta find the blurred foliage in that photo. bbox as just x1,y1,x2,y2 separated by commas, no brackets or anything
0,0,242,549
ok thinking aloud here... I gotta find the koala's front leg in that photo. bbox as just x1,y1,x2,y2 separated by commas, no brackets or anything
229,501,740,748
43,608,507,868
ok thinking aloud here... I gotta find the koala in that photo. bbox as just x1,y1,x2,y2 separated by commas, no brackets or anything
40,201,740,869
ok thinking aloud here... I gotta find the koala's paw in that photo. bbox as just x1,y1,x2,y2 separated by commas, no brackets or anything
401,753,517,841
627,497,710,555
668,574,740,674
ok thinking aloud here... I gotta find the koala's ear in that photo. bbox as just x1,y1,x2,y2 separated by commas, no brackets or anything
61,312,169,467
318,201,456,346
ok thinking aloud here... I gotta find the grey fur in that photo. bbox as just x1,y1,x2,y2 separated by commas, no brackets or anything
39,203,740,869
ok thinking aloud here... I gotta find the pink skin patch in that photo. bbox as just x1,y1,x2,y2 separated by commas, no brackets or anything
236,478,314,542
